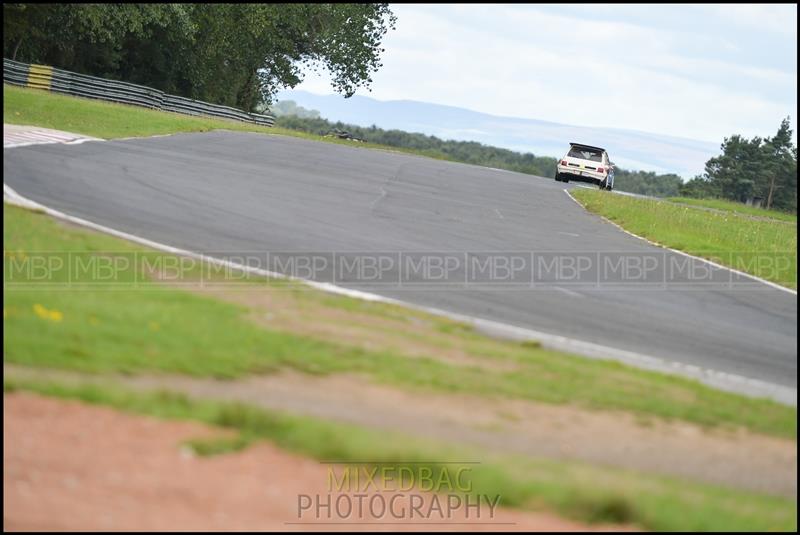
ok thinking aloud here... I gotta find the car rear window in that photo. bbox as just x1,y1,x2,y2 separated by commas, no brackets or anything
568,147,603,162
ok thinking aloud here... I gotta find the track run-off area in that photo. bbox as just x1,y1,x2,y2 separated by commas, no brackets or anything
4,129,797,403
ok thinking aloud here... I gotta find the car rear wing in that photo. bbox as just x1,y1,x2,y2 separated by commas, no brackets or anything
569,142,606,153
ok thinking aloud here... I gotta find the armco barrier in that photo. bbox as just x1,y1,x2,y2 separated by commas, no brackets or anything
3,58,274,127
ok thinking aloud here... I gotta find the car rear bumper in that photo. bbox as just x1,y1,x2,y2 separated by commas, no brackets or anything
557,166,605,184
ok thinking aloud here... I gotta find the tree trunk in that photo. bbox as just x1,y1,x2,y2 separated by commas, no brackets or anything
12,37,23,61
236,70,257,111
766,174,776,210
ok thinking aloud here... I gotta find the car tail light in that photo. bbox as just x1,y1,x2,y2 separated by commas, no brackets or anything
597,167,605,173
560,160,567,166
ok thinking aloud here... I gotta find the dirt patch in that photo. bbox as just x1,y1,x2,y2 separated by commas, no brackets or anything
161,280,521,372
4,391,634,531
6,363,796,498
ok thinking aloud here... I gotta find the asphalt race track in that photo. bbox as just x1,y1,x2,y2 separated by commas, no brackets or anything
4,131,797,392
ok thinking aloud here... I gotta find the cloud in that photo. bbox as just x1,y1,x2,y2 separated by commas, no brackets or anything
710,4,797,36
293,4,797,144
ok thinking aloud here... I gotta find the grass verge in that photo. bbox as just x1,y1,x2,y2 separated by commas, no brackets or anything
667,197,796,223
5,204,797,437
3,84,448,161
572,189,797,289
4,203,797,438
5,378,796,532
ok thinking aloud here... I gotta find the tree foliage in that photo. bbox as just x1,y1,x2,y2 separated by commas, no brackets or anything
276,112,558,177
679,118,797,212
277,108,796,208
275,110,685,195
269,100,321,119
612,170,683,197
3,3,396,111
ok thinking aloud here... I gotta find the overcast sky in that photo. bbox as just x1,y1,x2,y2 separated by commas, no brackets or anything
293,4,797,144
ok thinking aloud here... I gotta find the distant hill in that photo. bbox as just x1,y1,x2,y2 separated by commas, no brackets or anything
275,90,720,178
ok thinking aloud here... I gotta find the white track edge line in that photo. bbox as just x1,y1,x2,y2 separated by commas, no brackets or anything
3,182,795,406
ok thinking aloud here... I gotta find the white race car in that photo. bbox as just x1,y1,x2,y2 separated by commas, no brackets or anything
555,143,614,190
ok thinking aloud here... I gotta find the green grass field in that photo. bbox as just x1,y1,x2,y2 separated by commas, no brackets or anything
572,189,797,289
3,84,447,160
4,204,796,438
667,197,797,222
6,377,796,532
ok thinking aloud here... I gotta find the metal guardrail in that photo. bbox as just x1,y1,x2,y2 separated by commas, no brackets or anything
3,58,274,127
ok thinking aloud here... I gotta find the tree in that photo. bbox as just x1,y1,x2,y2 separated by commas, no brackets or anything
268,99,320,119
3,4,396,111
760,117,796,210
703,134,765,203
273,114,689,194
3,4,54,61
678,175,715,198
3,4,188,75
681,118,797,212
613,170,683,197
